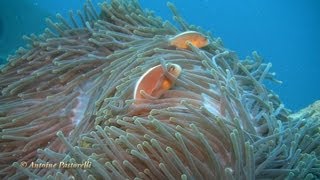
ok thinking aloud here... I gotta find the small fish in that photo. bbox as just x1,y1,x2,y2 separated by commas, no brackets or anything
133,63,182,101
169,31,209,49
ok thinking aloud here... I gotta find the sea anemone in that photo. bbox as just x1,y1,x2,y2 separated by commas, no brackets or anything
0,0,319,179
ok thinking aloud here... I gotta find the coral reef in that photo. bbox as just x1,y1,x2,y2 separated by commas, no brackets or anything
0,0,319,179
290,100,320,121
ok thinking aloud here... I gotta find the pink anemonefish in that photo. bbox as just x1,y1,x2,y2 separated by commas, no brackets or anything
169,31,209,49
133,63,182,103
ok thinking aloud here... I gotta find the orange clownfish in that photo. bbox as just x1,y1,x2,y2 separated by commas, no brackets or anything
169,31,209,49
133,63,182,101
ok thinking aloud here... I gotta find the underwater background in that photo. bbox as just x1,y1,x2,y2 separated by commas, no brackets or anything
0,0,319,178
0,0,319,111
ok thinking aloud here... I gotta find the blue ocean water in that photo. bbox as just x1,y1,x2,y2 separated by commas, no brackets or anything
0,0,319,112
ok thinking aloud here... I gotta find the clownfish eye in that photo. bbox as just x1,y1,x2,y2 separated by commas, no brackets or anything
168,66,175,72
